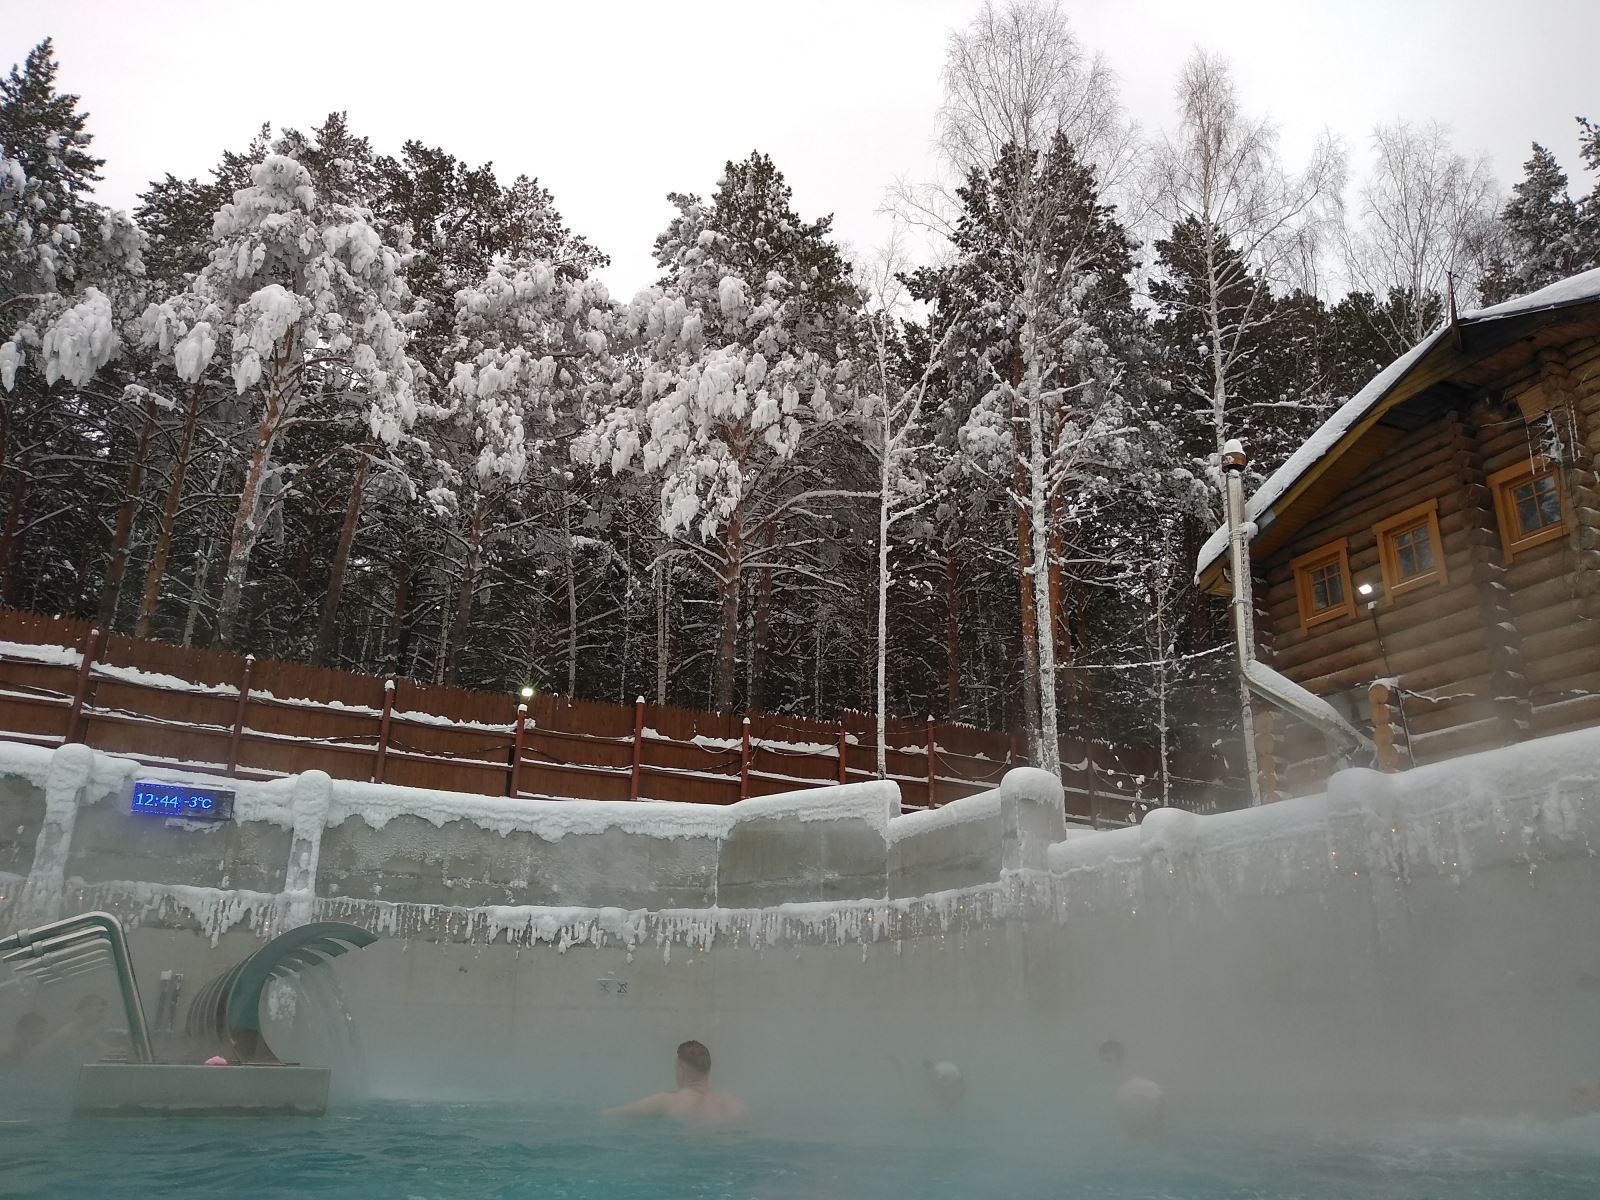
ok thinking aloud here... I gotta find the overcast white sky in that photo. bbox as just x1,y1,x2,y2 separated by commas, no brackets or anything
7,1,1598,295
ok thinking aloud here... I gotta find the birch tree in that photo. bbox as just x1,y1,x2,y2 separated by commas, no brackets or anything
1149,50,1341,471
1341,120,1496,352
859,233,956,778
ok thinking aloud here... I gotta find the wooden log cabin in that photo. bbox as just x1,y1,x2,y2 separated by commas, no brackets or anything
1196,269,1600,796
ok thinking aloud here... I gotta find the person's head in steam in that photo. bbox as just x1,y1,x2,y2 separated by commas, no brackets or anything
926,1060,964,1110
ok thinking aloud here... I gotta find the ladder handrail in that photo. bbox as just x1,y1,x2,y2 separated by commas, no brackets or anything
0,911,153,1063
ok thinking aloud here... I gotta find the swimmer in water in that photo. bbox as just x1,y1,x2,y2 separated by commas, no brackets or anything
926,1060,965,1112
603,1040,747,1128
890,1055,965,1115
1099,1039,1165,1137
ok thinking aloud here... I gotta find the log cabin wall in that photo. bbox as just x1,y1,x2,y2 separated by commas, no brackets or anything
1254,328,1600,792
1502,337,1600,735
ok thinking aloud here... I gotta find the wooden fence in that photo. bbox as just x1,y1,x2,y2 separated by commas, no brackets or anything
0,610,1225,824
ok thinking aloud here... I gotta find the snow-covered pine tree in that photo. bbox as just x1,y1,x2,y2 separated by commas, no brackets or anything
576,152,862,712
142,152,418,648
430,255,616,683
1479,140,1598,305
0,39,147,615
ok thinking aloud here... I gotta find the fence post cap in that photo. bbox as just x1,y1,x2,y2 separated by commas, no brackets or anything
384,678,395,690
635,695,645,705
742,716,751,725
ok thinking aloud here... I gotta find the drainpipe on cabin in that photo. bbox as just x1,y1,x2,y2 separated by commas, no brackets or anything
1221,439,1264,807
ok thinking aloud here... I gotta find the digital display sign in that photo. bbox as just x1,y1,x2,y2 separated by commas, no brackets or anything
129,780,236,822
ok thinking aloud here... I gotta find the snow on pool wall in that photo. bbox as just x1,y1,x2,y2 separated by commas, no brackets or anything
0,738,1597,1123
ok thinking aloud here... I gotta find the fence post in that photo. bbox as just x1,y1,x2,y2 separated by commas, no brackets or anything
1367,682,1404,773
510,702,529,797
837,724,848,785
1007,733,1019,769
226,654,254,776
374,679,395,784
739,717,751,800
629,696,645,801
66,626,103,745
926,715,937,808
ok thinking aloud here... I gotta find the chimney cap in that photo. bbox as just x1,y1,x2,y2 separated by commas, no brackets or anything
1221,439,1247,472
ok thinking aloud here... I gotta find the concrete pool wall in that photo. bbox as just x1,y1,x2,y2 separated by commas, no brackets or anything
0,734,1597,1123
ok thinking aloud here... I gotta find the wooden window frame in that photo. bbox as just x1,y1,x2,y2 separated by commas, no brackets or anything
1290,539,1356,631
1372,498,1447,600
1488,458,1569,560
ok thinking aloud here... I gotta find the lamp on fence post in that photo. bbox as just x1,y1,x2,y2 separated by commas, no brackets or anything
226,654,254,777
67,626,103,745
630,696,645,802
739,717,751,801
374,679,395,785
926,715,937,809
510,702,529,797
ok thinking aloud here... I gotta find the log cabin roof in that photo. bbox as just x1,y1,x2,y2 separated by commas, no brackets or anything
1196,266,1600,596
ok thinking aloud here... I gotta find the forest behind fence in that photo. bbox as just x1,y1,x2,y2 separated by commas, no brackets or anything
0,611,1242,824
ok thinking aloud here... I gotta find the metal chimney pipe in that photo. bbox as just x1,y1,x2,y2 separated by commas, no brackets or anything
1221,439,1263,806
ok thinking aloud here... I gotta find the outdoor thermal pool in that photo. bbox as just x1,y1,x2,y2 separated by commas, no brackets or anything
1,1099,1597,1199
0,733,1597,1197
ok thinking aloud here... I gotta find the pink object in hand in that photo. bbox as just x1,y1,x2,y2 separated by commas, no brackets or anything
204,1056,228,1066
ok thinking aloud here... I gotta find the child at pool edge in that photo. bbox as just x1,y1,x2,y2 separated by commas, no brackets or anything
602,1039,747,1128
1100,1039,1166,1137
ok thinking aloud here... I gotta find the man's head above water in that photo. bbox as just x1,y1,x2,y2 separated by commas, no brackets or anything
675,1040,712,1087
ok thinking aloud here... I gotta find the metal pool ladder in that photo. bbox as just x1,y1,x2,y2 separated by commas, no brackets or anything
0,911,153,1063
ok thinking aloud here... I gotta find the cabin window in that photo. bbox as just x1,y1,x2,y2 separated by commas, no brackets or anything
1489,459,1568,559
1373,498,1446,598
1290,540,1355,630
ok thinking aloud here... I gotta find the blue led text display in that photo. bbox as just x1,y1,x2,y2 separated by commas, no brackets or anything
129,781,235,822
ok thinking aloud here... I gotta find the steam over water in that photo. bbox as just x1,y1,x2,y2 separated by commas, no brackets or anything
1,1101,1596,1198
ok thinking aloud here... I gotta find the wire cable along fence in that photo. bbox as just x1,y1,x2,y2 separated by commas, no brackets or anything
0,610,1227,823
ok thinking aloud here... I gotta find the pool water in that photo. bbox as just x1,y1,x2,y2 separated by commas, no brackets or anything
2,1102,1597,1199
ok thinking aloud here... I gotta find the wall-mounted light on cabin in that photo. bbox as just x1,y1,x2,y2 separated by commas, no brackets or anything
1357,581,1382,612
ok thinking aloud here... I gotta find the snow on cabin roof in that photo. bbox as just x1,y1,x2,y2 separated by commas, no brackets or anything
1195,266,1600,584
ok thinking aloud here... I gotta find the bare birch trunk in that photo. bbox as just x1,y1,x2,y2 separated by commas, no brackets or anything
1022,302,1061,777
876,445,892,780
